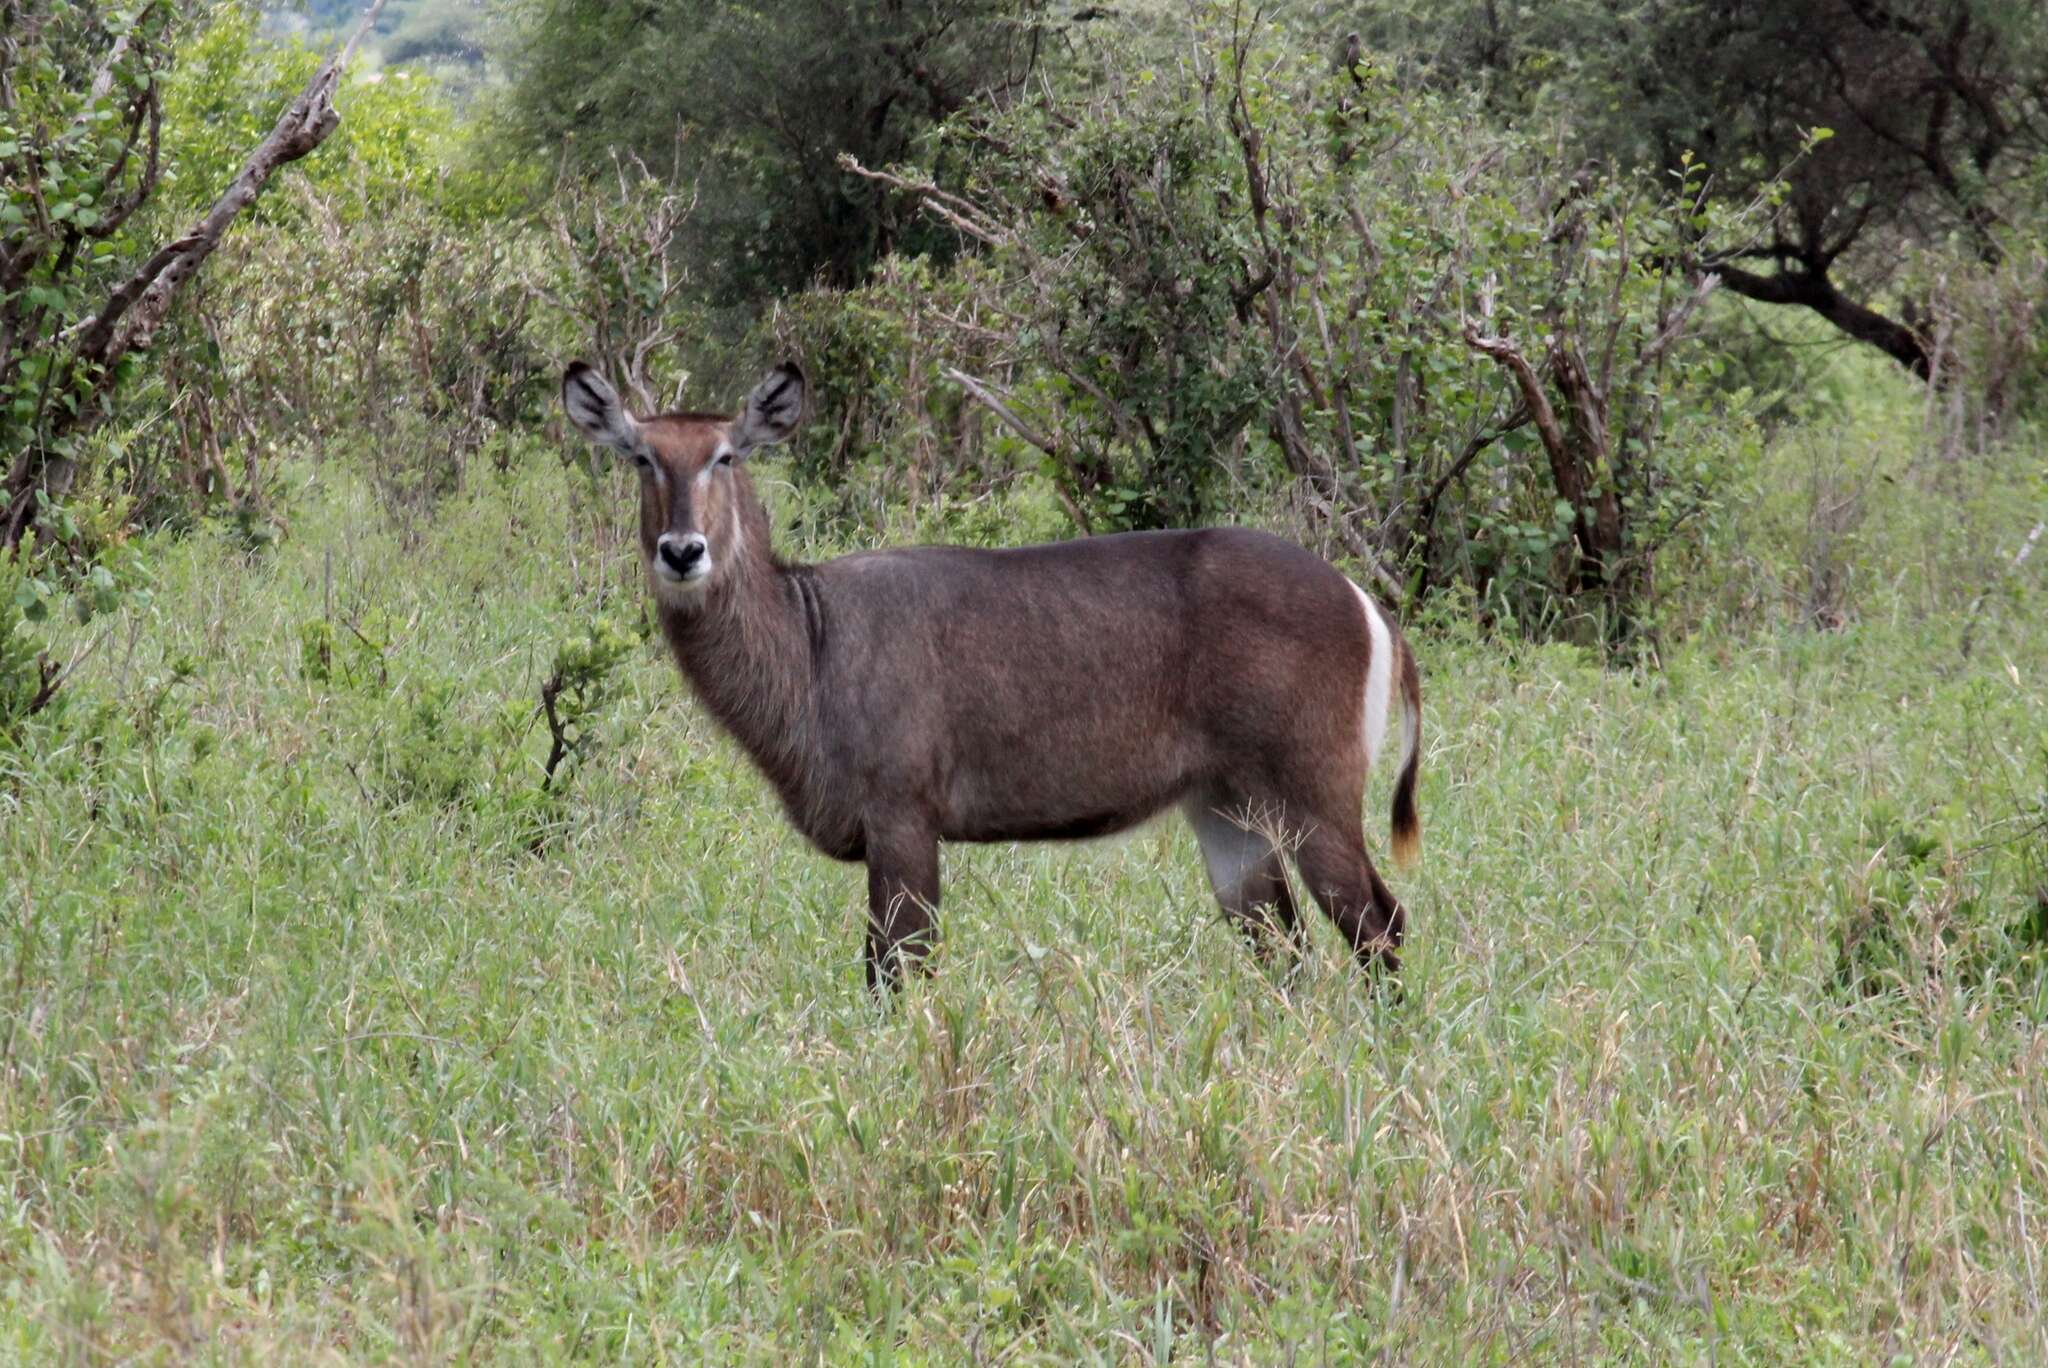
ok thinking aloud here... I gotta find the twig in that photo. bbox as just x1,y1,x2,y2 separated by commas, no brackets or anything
539,671,569,791
19,627,108,720
941,366,1094,533
1418,406,1532,521
25,655,62,715
1627,272,1722,387
1959,519,2043,658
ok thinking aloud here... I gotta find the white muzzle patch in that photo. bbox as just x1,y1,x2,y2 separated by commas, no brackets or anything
653,532,712,593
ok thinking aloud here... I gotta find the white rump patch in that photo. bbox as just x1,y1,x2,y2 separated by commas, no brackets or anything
1351,582,1394,772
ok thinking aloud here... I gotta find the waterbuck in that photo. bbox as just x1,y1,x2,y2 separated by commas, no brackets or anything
563,360,1423,990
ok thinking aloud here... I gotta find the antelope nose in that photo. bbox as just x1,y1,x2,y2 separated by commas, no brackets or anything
657,533,706,577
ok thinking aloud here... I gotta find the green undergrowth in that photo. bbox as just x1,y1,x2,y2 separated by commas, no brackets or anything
1,442,2045,1363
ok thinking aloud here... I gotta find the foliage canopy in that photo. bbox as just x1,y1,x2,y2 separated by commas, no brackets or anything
494,0,1050,300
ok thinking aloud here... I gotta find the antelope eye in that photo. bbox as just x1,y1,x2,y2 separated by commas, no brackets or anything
631,453,652,470
713,450,734,468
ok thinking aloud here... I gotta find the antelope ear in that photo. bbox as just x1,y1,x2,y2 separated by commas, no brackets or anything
562,362,643,457
729,362,806,457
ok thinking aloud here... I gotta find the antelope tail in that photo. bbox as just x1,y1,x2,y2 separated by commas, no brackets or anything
1390,634,1423,869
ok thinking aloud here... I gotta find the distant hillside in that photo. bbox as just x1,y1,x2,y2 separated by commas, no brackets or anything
269,0,487,71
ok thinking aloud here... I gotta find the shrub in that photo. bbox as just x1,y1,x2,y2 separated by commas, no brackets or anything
795,10,1767,648
0,552,62,742
1835,790,2048,1011
296,600,641,849
536,614,639,794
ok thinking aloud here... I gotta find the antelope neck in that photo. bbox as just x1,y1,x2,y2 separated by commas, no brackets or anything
654,548,820,794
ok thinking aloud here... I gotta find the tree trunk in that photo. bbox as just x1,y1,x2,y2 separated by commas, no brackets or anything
1462,320,1646,640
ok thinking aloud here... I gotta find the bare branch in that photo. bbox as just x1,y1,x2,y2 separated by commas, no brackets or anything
1418,406,1531,519
1714,261,1930,376
1627,272,1720,388
941,366,1054,452
1460,320,1575,498
840,154,1009,248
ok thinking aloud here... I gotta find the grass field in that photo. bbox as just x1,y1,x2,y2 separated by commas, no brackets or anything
3,432,2046,1362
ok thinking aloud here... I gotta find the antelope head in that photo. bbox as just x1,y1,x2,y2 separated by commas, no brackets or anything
561,361,805,606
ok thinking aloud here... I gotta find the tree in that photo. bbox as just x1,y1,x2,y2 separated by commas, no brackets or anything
493,0,1050,303
1,0,389,550
1355,0,2048,378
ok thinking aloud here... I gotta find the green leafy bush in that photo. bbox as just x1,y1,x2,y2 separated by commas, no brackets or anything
296,600,641,850
1834,794,2048,1010
376,677,486,809
0,553,61,741
536,614,639,794
770,12,1765,649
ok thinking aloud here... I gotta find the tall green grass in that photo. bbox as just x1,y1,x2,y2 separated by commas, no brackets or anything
2,418,2044,1361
